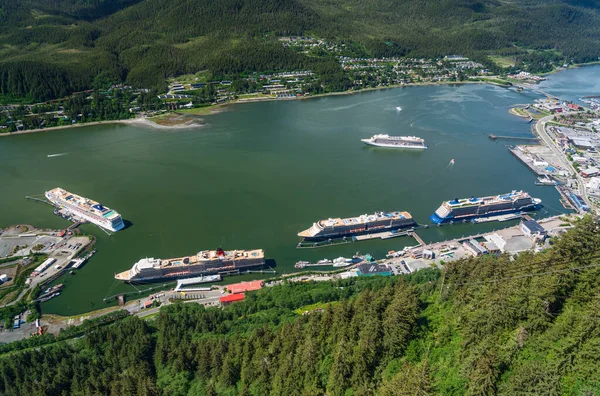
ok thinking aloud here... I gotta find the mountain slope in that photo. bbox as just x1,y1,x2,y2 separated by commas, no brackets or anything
0,217,599,395
0,0,599,101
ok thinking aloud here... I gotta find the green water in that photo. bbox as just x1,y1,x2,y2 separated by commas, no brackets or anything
1,81,573,315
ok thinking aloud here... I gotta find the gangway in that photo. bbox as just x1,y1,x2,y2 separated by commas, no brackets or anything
25,196,55,206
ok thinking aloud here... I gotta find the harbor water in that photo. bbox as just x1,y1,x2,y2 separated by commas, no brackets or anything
3,67,596,315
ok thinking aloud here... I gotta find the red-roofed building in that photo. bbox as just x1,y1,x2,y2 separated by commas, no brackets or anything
226,280,264,294
220,293,245,305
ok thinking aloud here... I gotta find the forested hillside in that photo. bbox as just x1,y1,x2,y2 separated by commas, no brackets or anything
1,217,599,395
0,0,599,101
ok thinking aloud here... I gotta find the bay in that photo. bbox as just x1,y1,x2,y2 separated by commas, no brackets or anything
1,79,576,315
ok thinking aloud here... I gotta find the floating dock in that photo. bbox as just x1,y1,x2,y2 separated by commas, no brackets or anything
471,213,522,224
354,230,411,241
173,274,221,292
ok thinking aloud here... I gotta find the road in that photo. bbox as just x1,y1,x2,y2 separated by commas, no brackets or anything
534,115,593,210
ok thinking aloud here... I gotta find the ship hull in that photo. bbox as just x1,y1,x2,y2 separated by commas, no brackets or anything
119,258,265,283
430,204,540,224
361,140,427,149
45,193,125,232
301,220,416,241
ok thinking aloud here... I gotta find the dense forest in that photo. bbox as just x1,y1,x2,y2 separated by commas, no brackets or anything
0,217,599,395
0,0,599,101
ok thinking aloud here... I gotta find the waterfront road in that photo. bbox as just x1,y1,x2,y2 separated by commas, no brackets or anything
534,115,594,211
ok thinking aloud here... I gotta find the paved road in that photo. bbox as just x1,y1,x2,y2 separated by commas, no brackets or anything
535,116,593,210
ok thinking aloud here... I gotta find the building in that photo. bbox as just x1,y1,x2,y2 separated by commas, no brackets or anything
220,293,245,305
226,280,264,294
462,239,488,256
521,220,547,240
484,233,508,252
581,167,599,177
357,264,392,277
569,193,590,212
571,138,595,150
422,249,435,259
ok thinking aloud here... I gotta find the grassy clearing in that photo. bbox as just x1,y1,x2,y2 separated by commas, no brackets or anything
293,301,337,315
489,55,516,68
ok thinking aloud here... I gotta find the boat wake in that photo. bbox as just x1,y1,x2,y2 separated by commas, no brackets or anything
47,153,68,158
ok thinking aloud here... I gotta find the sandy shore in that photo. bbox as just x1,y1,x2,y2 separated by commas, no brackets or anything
0,116,206,138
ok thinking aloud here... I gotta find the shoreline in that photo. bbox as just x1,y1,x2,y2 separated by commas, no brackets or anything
0,68,583,138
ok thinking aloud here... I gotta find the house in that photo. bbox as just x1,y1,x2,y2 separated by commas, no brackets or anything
521,220,547,240
462,239,488,256
357,264,392,277
220,293,245,305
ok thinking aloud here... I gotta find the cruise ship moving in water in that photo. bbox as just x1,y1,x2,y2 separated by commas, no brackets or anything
430,191,542,224
361,134,427,149
115,248,265,282
45,187,125,232
299,211,416,241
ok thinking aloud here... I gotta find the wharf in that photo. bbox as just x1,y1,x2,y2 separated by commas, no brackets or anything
509,147,545,176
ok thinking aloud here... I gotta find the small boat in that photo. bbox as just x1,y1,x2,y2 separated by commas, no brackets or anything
395,106,402,111
317,259,331,264
450,158,455,165
295,261,310,269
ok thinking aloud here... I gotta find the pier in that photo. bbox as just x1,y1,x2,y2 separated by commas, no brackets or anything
408,231,426,247
489,134,539,142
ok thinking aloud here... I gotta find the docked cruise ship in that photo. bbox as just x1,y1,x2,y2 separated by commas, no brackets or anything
114,248,265,282
298,211,416,241
430,191,542,224
45,188,125,232
361,134,427,149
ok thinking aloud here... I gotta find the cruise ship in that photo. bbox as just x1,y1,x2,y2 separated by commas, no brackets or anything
430,191,542,224
45,188,125,232
114,248,265,282
298,211,416,241
361,134,427,149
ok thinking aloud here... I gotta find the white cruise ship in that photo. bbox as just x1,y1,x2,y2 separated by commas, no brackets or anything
45,188,125,232
361,134,427,149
